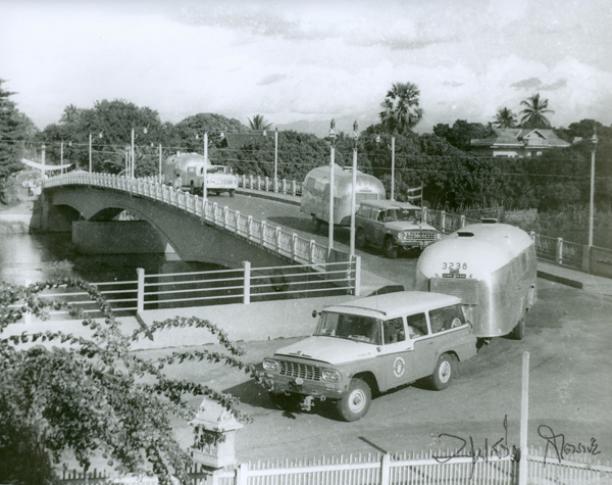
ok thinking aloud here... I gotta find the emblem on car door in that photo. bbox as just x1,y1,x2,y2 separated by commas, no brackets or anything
393,357,406,378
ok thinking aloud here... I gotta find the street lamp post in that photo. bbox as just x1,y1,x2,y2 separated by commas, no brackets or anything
349,120,359,258
274,127,279,192
588,129,599,247
328,120,337,255
203,131,209,201
130,127,147,178
41,143,46,177
158,143,163,180
60,141,64,174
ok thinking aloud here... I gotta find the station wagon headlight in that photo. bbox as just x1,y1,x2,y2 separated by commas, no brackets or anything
398,231,409,241
263,358,281,373
321,368,341,383
435,232,442,240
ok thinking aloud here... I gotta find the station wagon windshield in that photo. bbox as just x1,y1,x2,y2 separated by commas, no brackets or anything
383,209,420,222
314,312,382,345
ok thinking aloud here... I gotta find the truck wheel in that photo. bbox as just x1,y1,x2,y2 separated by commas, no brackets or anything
229,189,235,197
336,378,371,421
384,237,398,259
356,229,366,249
510,318,525,340
429,353,454,390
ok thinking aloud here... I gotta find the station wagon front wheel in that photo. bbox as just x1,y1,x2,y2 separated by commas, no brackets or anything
337,378,371,421
383,237,398,259
429,354,455,390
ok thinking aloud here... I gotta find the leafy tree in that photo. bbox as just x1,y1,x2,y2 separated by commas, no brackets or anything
247,114,271,132
494,107,517,128
520,93,553,128
0,279,259,485
169,113,246,154
432,120,493,151
379,82,423,133
0,79,37,203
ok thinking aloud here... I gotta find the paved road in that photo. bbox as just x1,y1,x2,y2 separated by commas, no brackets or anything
150,277,612,463
211,193,419,291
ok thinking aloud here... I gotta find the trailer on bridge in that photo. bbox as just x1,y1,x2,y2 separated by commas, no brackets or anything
300,164,385,230
163,152,238,196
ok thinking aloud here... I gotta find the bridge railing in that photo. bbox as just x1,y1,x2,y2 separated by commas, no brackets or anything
238,174,303,197
43,173,346,269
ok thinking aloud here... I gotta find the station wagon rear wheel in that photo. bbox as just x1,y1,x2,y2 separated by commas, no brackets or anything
429,354,455,390
337,378,371,421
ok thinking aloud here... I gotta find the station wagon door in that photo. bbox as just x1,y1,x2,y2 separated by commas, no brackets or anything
374,317,414,391
405,313,438,380
426,304,476,365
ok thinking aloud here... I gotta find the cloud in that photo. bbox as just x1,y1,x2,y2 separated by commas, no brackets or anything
257,74,286,86
510,77,542,90
541,78,567,91
443,81,464,88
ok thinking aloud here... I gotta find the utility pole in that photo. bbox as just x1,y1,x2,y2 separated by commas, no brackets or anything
158,143,163,180
203,131,208,200
41,144,46,177
60,141,64,175
588,129,598,247
274,127,279,192
349,120,359,258
328,119,337,255
518,351,530,485
130,127,135,178
88,132,92,173
390,136,396,200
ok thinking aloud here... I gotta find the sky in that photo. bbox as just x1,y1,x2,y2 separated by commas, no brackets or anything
1,0,612,134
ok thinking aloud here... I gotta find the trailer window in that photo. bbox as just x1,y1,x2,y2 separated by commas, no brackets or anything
429,305,466,333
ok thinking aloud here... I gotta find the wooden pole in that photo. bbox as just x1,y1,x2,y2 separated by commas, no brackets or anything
518,351,530,485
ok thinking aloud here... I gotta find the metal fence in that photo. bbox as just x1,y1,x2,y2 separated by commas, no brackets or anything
43,173,342,267
59,447,612,484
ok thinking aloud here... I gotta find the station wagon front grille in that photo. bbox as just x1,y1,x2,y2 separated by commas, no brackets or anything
279,361,321,381
404,230,438,241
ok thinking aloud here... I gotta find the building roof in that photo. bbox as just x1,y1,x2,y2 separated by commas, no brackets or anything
470,128,570,149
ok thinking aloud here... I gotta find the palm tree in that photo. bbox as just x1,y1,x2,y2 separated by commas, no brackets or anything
248,114,272,131
379,82,423,133
494,107,517,128
519,94,553,128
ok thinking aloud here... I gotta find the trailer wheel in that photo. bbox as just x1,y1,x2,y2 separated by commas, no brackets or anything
510,317,525,340
229,189,235,197
383,237,398,259
336,378,371,421
429,353,455,390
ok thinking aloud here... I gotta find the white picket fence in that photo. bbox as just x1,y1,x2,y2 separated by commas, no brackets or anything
59,447,612,484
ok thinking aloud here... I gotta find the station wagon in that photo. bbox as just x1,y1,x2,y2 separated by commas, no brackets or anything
262,291,477,421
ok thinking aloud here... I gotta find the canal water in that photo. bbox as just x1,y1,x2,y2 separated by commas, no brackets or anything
0,232,220,286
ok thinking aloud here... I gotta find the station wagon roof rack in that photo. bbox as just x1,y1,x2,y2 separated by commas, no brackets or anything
329,304,388,316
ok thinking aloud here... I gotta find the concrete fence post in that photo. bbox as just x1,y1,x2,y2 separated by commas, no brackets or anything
247,215,253,240
282,178,287,194
422,206,428,224
291,234,297,260
380,453,391,485
292,180,297,197
556,237,564,265
235,210,240,233
353,255,361,297
257,175,262,190
460,214,466,228
249,174,254,189
223,206,229,228
241,174,246,188
194,195,200,216
261,220,267,245
242,261,251,305
265,176,270,191
309,240,316,263
212,202,219,224
136,267,145,314
275,226,281,252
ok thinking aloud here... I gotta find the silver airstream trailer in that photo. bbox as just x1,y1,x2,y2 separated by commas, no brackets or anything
415,221,537,340
163,152,238,196
300,164,385,228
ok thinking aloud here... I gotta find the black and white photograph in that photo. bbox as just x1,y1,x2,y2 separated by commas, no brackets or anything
1,1,611,483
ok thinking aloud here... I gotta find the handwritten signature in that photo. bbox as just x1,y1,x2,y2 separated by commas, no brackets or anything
432,416,601,479
537,424,600,465
433,414,519,478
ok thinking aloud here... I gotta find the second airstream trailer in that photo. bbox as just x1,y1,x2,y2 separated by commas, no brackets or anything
415,221,537,340
300,164,385,227
163,152,238,196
